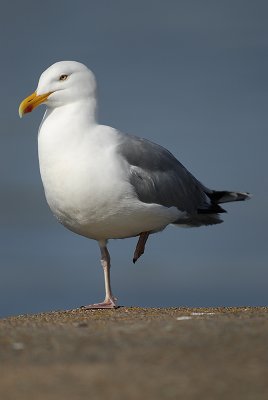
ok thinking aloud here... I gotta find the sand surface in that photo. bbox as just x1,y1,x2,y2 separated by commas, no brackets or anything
0,306,267,399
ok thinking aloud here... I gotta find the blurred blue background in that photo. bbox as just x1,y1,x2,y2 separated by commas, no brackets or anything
0,0,267,317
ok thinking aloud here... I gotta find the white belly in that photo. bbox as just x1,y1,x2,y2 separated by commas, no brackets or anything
38,123,180,240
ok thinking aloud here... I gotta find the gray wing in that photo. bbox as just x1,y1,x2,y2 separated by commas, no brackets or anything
117,132,213,215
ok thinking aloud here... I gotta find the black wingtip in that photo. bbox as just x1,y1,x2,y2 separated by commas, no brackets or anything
209,190,252,204
133,258,137,264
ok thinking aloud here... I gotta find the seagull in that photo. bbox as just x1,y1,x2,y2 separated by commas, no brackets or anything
19,61,250,309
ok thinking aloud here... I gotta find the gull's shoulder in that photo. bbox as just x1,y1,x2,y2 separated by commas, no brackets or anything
92,125,181,171
91,124,122,145
93,124,167,153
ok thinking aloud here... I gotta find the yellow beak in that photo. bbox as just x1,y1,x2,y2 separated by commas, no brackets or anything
19,91,51,118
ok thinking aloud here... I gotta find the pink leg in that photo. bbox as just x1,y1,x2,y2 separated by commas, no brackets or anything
82,240,118,309
133,232,150,263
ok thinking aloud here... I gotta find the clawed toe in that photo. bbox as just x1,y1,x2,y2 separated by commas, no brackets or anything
81,298,118,309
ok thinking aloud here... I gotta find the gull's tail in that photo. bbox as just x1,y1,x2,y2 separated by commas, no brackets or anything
208,190,251,204
174,189,251,227
196,190,251,217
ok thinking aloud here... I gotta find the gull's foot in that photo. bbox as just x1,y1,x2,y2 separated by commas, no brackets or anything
81,297,118,310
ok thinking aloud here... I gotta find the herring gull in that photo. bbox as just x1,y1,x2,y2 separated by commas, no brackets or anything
19,61,250,308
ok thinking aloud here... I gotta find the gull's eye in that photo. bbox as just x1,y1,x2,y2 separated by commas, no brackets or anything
59,74,68,81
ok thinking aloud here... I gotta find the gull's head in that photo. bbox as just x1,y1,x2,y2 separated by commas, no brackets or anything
19,61,96,117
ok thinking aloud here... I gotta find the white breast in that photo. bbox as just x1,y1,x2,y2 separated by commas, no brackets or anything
38,109,180,240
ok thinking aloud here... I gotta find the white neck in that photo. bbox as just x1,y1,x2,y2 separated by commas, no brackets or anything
46,97,98,126
38,98,98,163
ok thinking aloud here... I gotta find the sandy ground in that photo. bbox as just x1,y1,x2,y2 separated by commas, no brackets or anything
0,306,267,400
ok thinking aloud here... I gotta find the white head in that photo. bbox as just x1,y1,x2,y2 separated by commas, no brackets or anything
19,61,97,116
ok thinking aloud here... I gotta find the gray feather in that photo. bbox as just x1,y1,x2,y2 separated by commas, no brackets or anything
116,133,222,226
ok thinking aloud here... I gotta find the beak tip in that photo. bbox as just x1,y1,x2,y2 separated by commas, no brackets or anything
18,91,50,119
